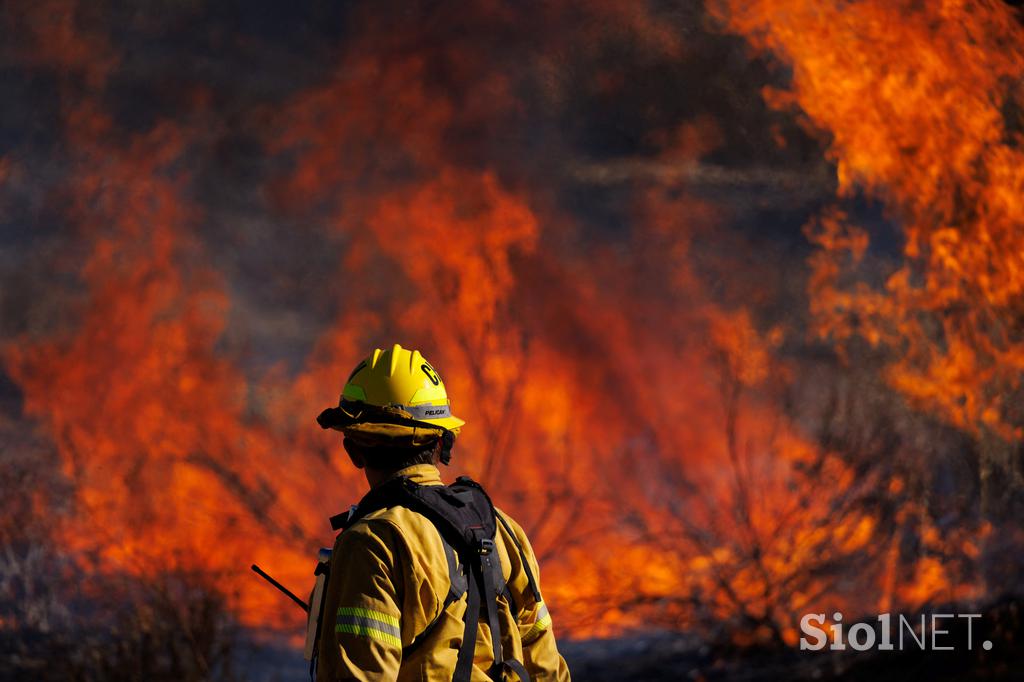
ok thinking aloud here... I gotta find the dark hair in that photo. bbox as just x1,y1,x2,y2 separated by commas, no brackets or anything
344,437,440,472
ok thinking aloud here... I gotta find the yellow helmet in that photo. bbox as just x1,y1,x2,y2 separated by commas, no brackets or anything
341,343,465,431
317,344,464,449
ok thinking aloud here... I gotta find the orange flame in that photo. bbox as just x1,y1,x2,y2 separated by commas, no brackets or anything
1,0,1000,649
713,0,1024,441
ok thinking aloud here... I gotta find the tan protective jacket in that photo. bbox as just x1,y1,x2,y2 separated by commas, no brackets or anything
317,464,571,681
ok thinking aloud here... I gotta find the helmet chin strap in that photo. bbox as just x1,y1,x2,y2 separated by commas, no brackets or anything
439,429,455,465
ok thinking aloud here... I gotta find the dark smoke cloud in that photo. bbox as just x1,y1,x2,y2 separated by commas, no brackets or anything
0,0,830,384
3,0,912,643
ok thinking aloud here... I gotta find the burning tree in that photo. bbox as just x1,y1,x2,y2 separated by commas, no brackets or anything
1,1,1022,679
710,0,1024,612
713,0,1024,526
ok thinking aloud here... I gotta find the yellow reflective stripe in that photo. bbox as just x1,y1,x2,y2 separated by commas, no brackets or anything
337,606,400,628
335,607,402,648
522,603,552,643
524,613,552,640
336,623,402,648
335,618,399,647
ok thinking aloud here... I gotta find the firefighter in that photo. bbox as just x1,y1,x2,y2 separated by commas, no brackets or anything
313,343,571,681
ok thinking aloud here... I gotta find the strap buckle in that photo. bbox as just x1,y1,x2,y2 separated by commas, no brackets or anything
477,538,495,555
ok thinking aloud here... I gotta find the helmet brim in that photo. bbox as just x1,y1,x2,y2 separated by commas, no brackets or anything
423,415,465,431
318,403,465,434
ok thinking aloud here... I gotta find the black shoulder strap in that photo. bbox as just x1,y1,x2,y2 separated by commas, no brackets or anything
329,476,530,682
329,504,357,531
333,477,410,530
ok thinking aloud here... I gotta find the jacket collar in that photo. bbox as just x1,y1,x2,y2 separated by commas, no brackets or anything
375,463,444,488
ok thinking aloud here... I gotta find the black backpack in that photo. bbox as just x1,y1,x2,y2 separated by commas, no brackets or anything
311,476,537,682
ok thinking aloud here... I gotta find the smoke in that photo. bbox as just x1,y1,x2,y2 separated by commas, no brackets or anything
0,0,1014,654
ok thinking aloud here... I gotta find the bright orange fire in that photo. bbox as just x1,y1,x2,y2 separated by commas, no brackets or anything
713,0,1024,442
3,117,335,628
1,0,1007,649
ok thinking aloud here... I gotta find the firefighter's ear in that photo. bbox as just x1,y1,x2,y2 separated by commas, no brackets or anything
342,438,366,469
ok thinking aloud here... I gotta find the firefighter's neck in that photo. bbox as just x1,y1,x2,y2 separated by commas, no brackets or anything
364,467,393,489
363,461,436,489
